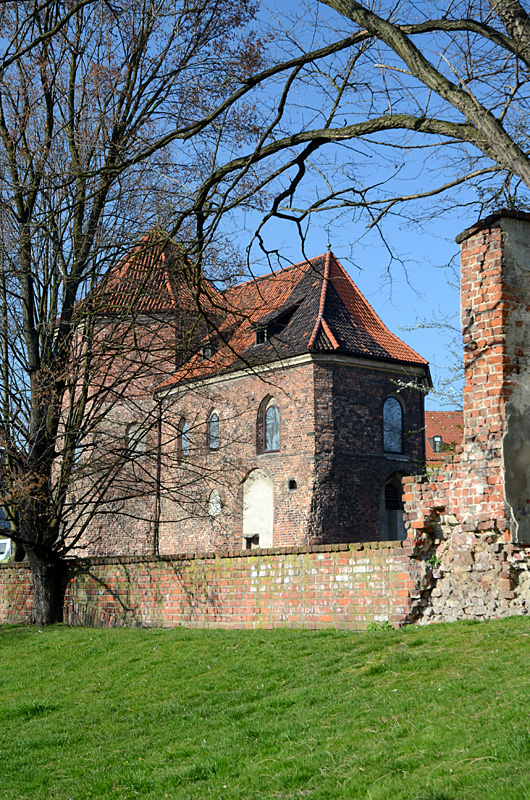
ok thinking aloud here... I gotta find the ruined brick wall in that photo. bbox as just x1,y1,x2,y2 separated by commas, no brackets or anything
399,211,530,624
0,541,425,630
404,212,530,542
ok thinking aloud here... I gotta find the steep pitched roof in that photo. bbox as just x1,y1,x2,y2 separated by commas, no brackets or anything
158,251,428,390
91,230,220,317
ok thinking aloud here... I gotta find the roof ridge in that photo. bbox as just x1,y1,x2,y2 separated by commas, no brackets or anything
320,316,340,350
308,249,332,349
223,251,329,297
326,255,428,365
223,259,313,295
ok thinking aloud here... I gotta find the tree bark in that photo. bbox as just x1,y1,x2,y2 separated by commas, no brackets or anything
26,549,64,626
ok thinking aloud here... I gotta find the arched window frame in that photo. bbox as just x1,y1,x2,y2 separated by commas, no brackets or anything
178,418,189,457
380,472,406,541
126,422,147,459
383,396,404,454
264,403,280,452
208,411,219,451
208,489,222,518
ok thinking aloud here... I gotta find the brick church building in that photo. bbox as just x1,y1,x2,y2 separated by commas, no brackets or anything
79,238,431,556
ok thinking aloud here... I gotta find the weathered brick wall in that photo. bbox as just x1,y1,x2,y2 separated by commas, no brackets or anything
398,211,530,624
152,355,427,555
320,360,425,542
0,542,426,630
158,361,318,553
403,212,529,542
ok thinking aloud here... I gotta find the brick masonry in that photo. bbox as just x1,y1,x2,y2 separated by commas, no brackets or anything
81,355,426,557
0,541,427,630
401,211,530,623
7,212,530,629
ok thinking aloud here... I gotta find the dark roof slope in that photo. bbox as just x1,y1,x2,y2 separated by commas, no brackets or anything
158,251,428,389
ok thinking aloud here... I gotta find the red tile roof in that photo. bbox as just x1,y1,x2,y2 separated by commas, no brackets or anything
91,235,429,390
92,230,220,316
157,251,428,390
425,410,464,464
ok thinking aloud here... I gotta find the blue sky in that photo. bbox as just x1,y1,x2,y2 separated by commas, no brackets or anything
229,0,495,410
243,206,465,410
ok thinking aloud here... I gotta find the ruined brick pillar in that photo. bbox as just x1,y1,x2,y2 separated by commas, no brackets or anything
456,211,530,541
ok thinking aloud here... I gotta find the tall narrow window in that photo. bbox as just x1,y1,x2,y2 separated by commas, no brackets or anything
178,419,189,457
381,474,405,541
208,490,222,518
264,405,280,452
126,423,146,458
383,397,403,454
209,412,219,451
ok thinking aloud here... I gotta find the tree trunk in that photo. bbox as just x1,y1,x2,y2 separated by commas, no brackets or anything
26,549,64,626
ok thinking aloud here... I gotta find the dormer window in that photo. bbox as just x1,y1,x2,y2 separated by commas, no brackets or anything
254,326,268,345
201,342,214,360
432,435,443,453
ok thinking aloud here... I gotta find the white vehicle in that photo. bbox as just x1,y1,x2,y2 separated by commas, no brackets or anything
0,539,12,562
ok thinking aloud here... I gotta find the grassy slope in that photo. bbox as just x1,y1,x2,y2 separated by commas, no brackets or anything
1,618,530,800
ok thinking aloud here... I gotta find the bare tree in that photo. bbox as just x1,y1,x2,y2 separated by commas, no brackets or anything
190,0,530,252
0,0,269,625
3,0,530,625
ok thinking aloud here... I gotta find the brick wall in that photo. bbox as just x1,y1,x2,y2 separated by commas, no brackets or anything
0,541,427,629
158,361,318,553
320,360,425,542
398,212,530,624
85,353,426,558
403,212,530,542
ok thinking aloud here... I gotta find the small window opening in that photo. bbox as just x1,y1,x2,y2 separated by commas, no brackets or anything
432,435,443,453
209,412,219,450
288,479,297,490
179,420,189,457
0,539,10,561
385,483,400,510
244,534,260,550
254,327,268,345
208,490,222,517
201,342,214,360
383,397,404,454
126,423,146,458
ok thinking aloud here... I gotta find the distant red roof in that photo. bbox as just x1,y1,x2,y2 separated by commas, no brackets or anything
158,251,429,390
425,410,464,465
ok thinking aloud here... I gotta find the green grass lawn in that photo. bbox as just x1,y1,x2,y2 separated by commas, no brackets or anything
1,618,530,800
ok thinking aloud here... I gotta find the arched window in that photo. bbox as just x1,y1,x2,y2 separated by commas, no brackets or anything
383,397,403,454
208,490,222,518
208,412,219,451
380,474,406,541
126,423,146,458
178,418,189,457
264,404,280,452
243,469,274,549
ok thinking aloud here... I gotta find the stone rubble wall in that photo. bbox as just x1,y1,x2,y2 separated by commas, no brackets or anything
399,502,530,624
